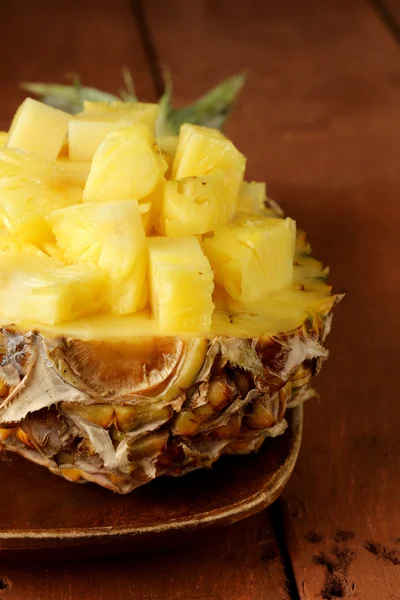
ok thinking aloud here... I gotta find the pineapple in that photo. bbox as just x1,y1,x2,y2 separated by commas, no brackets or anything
56,158,91,187
0,149,82,246
162,172,226,236
48,199,147,315
0,252,107,325
203,214,296,303
83,124,167,203
172,124,246,221
7,98,70,160
148,236,214,332
0,87,342,495
68,102,159,162
0,132,8,147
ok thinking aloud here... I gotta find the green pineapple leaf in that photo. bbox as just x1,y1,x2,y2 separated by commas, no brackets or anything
20,69,246,131
156,71,246,136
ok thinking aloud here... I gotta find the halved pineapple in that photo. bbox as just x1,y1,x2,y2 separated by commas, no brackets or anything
0,94,341,494
48,199,147,314
83,125,167,203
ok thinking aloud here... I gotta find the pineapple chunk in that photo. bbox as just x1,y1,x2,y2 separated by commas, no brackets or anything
48,200,147,315
83,125,167,203
172,124,246,220
82,101,159,126
139,202,151,235
203,215,296,303
162,172,227,236
0,132,8,147
56,158,91,187
237,181,266,213
0,253,107,325
69,102,159,162
148,237,214,332
0,149,82,246
7,98,70,160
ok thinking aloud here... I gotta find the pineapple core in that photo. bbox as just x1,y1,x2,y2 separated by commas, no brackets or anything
0,253,107,325
48,200,148,315
203,215,296,303
148,237,214,332
83,125,167,203
7,98,70,161
172,124,246,222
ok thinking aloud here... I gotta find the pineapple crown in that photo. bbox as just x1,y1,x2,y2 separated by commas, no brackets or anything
20,68,246,136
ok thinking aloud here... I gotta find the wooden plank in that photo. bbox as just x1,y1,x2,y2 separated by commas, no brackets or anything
372,0,400,38
0,0,156,130
0,513,290,600
144,1,400,598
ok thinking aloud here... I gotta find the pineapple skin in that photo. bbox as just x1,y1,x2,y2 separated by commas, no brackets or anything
0,262,340,494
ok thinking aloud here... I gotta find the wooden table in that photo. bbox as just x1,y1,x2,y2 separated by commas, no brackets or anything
1,0,399,598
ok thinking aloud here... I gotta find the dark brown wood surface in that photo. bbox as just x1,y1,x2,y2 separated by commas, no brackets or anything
1,0,400,598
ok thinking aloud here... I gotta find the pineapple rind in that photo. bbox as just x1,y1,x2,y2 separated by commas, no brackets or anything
0,228,341,493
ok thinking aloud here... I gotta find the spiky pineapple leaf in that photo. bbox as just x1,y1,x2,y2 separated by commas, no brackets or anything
20,81,119,114
20,69,246,131
156,72,246,136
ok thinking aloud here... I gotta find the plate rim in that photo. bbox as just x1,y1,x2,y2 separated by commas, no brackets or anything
0,405,303,542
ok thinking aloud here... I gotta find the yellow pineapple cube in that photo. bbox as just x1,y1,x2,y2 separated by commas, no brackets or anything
82,101,159,127
48,199,147,315
162,172,227,236
0,149,82,246
69,102,159,162
0,132,8,147
83,125,167,203
203,215,296,303
148,237,214,332
0,253,107,325
172,124,246,220
139,202,151,235
7,98,70,160
56,158,91,187
237,181,266,213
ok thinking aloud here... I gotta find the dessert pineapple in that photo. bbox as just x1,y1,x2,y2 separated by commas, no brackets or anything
0,85,342,494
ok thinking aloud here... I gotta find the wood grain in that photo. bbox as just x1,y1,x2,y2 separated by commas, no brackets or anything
0,512,290,600
0,0,156,130
143,0,400,598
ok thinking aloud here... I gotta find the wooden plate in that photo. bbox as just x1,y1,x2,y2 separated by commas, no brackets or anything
0,406,302,557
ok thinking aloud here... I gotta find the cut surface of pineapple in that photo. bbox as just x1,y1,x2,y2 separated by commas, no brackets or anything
69,102,159,162
148,236,214,333
162,172,227,236
204,215,296,303
7,98,70,160
172,124,246,221
0,253,107,325
0,149,82,246
48,199,147,315
83,124,167,203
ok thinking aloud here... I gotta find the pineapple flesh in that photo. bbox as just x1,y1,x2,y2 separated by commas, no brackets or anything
0,94,342,494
